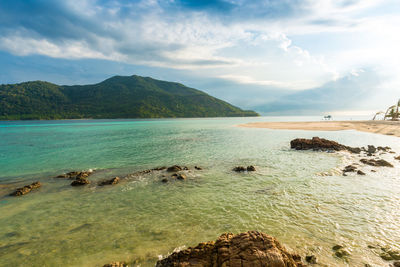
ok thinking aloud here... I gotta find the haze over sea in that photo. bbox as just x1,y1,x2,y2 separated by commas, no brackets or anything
1,116,400,266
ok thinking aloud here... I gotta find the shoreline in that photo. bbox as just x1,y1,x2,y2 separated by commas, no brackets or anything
238,120,400,137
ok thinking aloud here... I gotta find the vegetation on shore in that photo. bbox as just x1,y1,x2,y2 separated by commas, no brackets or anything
0,75,258,120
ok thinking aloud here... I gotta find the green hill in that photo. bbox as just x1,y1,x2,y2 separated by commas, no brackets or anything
0,75,258,120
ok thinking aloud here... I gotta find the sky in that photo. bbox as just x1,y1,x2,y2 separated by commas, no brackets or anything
0,0,399,115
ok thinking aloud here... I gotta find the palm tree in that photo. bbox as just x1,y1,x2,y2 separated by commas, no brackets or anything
372,111,384,120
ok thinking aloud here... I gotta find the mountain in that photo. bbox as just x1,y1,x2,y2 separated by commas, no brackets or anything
0,75,258,120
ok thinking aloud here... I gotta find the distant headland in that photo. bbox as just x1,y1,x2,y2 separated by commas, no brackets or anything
0,75,258,120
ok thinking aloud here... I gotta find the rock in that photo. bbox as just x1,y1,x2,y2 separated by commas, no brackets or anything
393,261,400,267
367,145,377,154
11,182,41,196
347,147,362,154
247,165,256,171
360,158,394,167
343,165,357,172
371,170,376,172
335,248,350,258
290,137,361,153
290,137,346,151
161,178,168,183
103,262,128,267
332,245,344,251
56,170,94,179
71,178,90,186
194,166,202,170
357,170,366,175
233,166,246,172
153,166,167,171
176,174,187,180
395,156,400,160
377,146,391,152
167,165,182,172
380,248,400,261
99,177,120,186
156,231,304,267
305,255,317,264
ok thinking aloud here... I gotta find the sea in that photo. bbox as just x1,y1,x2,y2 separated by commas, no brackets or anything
0,116,399,266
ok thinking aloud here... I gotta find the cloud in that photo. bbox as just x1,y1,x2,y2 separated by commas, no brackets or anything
254,68,382,114
0,0,399,114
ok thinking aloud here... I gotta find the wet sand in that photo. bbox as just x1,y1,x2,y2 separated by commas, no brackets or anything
239,120,400,137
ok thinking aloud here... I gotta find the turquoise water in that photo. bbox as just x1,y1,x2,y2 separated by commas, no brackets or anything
1,117,400,266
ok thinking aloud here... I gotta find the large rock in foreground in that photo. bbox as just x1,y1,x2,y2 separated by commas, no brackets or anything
290,137,360,153
156,231,304,267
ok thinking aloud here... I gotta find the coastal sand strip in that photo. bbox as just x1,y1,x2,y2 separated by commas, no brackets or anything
238,120,400,137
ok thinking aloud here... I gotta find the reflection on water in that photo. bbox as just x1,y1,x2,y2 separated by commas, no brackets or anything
0,117,400,266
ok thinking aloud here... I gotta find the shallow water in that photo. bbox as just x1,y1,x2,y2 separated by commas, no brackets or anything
1,117,400,266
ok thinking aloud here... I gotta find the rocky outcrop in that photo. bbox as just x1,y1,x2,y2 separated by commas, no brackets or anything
290,137,348,152
360,158,394,167
233,166,256,172
156,231,304,267
290,137,365,154
167,165,188,172
56,170,94,179
99,177,120,186
10,182,41,196
71,178,90,186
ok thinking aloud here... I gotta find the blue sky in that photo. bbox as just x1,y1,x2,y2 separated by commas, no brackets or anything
1,0,399,115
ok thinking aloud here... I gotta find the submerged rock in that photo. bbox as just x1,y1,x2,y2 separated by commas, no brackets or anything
161,178,168,183
71,178,90,186
357,170,366,175
11,182,41,196
167,165,183,172
247,165,256,171
156,231,304,267
305,255,317,264
343,165,357,172
103,262,128,267
176,174,187,180
194,166,202,170
56,170,94,179
233,166,246,172
99,177,120,186
360,158,394,167
332,245,350,258
380,247,400,261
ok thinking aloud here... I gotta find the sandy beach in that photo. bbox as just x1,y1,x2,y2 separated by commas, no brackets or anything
239,120,400,137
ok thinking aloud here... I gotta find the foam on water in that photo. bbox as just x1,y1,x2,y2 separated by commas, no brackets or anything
1,117,400,266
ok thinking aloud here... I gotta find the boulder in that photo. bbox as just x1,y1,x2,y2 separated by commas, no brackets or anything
11,182,41,196
395,156,400,160
56,170,94,179
167,165,183,172
357,170,366,175
156,231,304,267
290,137,361,153
360,159,394,167
71,178,90,186
305,255,317,264
99,177,120,186
176,174,187,180
195,166,202,170
247,165,256,171
161,178,168,183
343,165,357,172
233,166,246,172
367,145,377,154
